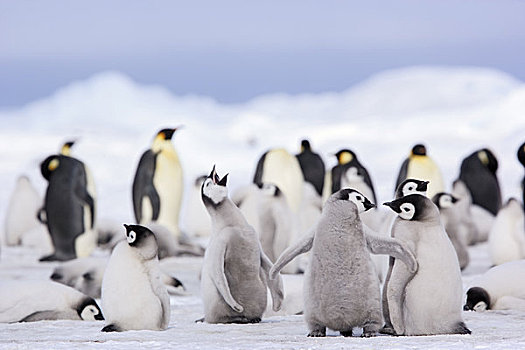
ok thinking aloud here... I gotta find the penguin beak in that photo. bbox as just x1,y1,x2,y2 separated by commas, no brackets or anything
417,181,430,192
364,200,376,211
209,165,219,184
383,201,401,213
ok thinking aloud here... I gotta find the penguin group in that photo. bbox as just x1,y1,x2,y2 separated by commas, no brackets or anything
2,126,525,343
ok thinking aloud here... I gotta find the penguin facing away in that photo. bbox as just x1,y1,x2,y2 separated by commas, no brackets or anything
101,224,170,332
295,139,325,196
487,198,525,266
39,154,96,261
133,128,183,237
451,179,481,245
0,280,103,323
382,194,470,336
395,144,444,199
458,148,502,216
269,188,417,337
464,260,525,312
432,192,470,270
201,166,283,323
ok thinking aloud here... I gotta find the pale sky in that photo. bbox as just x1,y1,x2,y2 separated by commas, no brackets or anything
1,0,524,106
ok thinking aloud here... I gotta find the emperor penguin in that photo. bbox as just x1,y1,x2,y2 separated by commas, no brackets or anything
183,175,211,238
295,139,325,196
382,194,470,336
487,198,525,266
517,142,525,206
432,192,470,270
39,154,96,261
0,281,103,323
101,224,170,332
395,144,444,199
330,149,377,204
451,180,481,245
458,148,502,216
464,260,525,312
253,148,304,213
269,189,418,337
133,128,183,238
200,166,283,323
4,175,43,246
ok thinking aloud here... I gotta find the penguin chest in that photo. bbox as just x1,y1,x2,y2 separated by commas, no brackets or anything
153,152,183,229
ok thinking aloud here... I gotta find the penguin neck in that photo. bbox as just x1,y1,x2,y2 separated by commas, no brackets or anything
152,139,176,155
208,198,249,230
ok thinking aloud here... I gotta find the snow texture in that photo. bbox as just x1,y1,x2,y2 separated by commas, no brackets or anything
1,65,525,348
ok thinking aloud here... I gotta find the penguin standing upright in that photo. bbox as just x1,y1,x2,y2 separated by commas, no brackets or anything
253,148,304,213
488,198,525,266
395,144,444,199
133,128,183,237
40,155,96,261
295,140,325,197
517,142,525,206
458,148,502,216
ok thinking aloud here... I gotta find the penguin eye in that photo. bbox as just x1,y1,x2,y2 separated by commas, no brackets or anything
402,207,410,212
90,306,98,314
127,231,136,244
356,195,363,202
408,186,414,191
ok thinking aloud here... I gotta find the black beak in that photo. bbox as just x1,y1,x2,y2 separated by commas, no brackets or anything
383,201,401,213
95,311,105,321
364,200,376,211
417,181,430,192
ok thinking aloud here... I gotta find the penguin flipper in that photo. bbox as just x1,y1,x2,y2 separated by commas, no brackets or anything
331,165,343,193
74,182,95,229
253,151,268,185
20,310,62,322
101,324,121,332
361,166,378,205
387,255,417,336
395,159,409,195
259,251,284,312
133,150,159,223
269,228,315,280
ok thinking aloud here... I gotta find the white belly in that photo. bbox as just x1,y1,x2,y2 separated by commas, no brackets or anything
153,152,183,236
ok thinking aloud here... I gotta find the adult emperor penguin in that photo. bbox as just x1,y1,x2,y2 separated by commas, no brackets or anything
330,149,377,204
101,224,170,332
432,192,470,270
40,154,96,261
487,198,525,266
382,194,470,336
517,142,525,206
0,281,103,323
253,148,304,213
269,188,417,337
395,144,444,199
464,260,525,312
133,127,183,238
458,148,502,216
200,166,283,323
295,139,325,196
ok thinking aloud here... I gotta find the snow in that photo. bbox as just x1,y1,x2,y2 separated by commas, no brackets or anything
1,65,525,348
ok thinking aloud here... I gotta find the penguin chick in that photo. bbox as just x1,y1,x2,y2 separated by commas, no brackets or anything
270,189,417,337
451,180,480,245
200,165,284,323
0,281,103,323
101,224,170,332
488,198,525,266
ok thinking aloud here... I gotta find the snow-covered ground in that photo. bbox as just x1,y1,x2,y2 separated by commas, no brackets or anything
1,65,525,348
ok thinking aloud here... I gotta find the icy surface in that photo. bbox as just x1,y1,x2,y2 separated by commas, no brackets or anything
1,66,525,348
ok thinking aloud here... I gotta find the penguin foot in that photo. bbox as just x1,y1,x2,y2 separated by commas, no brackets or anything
379,325,397,335
361,330,377,338
194,317,205,323
39,253,75,262
340,330,353,337
228,316,260,324
454,322,472,335
101,324,121,332
307,329,326,337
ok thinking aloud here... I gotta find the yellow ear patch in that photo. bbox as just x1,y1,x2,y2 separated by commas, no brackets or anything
48,159,60,171
477,151,489,166
339,151,353,165
61,145,70,156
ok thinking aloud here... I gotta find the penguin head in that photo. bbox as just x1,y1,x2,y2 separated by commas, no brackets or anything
77,297,104,321
123,224,158,259
476,148,498,173
257,182,282,197
395,179,429,199
517,142,525,167
300,139,311,153
330,188,375,214
335,149,356,165
152,127,181,151
411,144,427,156
383,194,437,221
201,165,229,207
61,140,76,156
343,166,363,182
432,192,458,210
194,175,208,187
464,287,490,312
40,155,61,180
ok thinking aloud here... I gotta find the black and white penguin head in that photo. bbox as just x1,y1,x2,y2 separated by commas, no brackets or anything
257,182,282,197
123,224,158,259
40,155,61,180
330,188,375,214
517,142,525,167
201,165,229,207
343,167,363,182
410,144,427,156
152,127,181,151
77,297,104,321
383,194,437,221
464,287,490,312
395,179,429,199
335,149,357,165
432,192,459,210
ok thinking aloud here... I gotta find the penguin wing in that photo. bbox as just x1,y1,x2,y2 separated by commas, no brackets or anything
253,151,268,185
20,310,66,322
360,165,378,204
74,170,95,229
269,228,315,280
207,231,244,313
363,225,418,273
331,165,343,193
133,151,161,223
259,251,284,312
395,158,409,194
